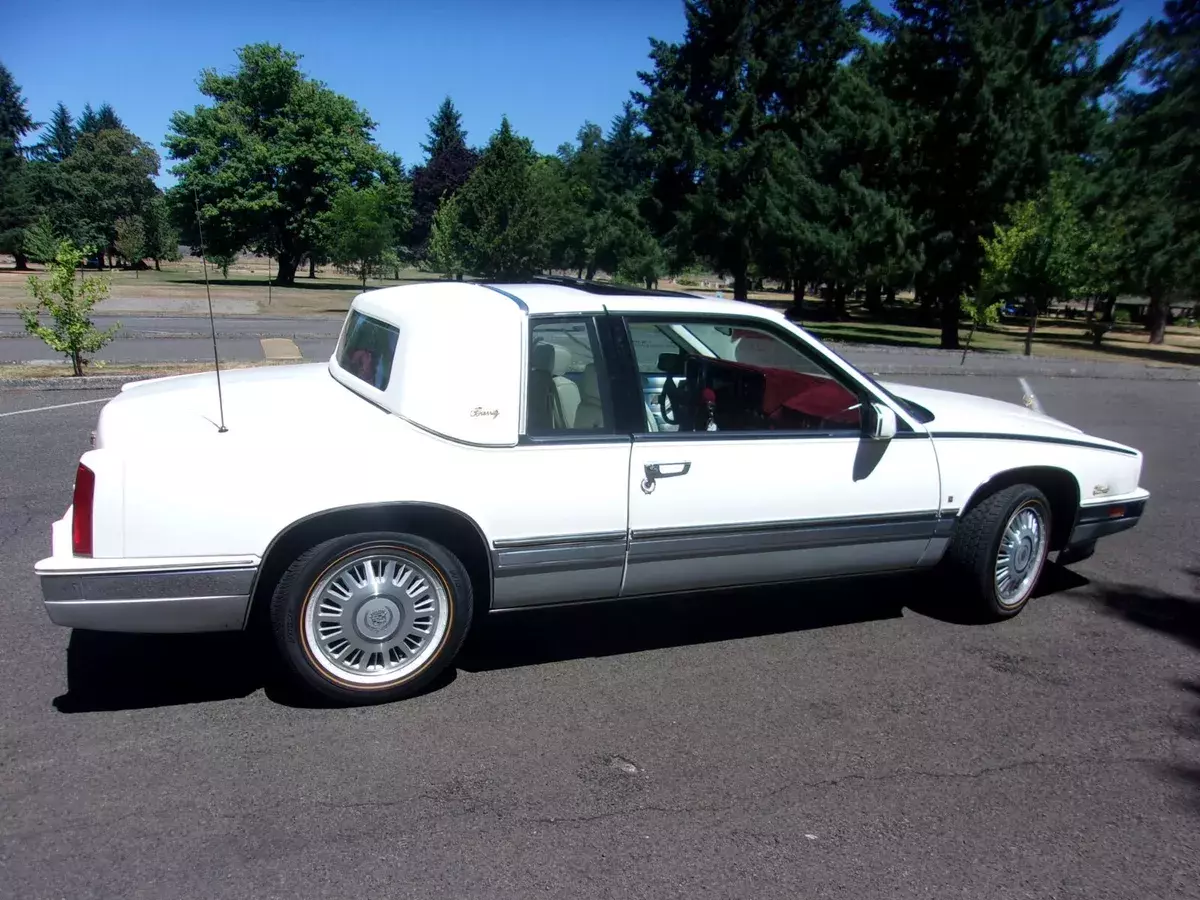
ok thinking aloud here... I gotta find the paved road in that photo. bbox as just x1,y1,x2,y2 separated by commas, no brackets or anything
1,376,1197,899
4,310,1198,382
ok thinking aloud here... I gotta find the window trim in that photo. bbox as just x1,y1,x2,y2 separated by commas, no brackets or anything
615,313,892,440
521,314,620,443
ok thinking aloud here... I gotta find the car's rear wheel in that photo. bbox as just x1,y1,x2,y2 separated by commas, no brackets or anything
944,484,1052,620
269,531,472,705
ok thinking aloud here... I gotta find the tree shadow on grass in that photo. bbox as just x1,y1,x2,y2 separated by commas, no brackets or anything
1035,335,1200,368
168,276,436,292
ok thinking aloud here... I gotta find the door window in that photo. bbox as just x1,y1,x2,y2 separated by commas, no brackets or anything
527,318,611,434
625,319,863,435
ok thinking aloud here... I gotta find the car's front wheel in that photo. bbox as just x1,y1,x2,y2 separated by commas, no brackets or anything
944,484,1052,620
269,532,473,705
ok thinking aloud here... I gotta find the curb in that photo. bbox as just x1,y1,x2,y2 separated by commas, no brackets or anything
853,363,1200,381
0,375,152,391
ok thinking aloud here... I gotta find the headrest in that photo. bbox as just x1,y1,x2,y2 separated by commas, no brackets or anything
532,341,570,375
580,363,600,400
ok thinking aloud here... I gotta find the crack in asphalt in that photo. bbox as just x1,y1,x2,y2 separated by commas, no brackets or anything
526,752,1170,827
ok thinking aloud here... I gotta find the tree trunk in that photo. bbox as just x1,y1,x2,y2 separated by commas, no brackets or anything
1023,295,1038,356
781,277,792,294
154,257,161,272
361,264,367,289
864,280,882,315
455,272,462,282
939,292,961,350
732,267,749,301
791,277,805,319
71,350,83,377
1146,291,1167,345
308,257,317,278
585,265,597,281
13,252,28,270
919,288,936,326
885,285,896,307
273,253,299,286
821,282,834,317
834,283,848,319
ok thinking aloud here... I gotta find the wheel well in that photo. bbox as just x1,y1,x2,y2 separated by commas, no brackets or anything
246,504,492,629
960,467,1079,550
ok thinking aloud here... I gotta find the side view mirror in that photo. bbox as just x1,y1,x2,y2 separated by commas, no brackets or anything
864,402,897,441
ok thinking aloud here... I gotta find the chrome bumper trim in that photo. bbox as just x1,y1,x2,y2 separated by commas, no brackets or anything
40,566,256,633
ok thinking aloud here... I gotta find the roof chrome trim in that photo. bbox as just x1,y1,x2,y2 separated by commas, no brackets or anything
478,283,530,312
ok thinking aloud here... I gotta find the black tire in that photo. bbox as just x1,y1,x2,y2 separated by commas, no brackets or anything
269,531,473,705
944,484,1052,621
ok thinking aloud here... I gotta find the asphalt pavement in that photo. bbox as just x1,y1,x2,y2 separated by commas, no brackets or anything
1,373,1198,899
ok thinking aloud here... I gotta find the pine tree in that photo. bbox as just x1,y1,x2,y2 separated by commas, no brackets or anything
1109,0,1199,344
410,97,478,258
0,63,37,268
453,117,552,279
882,0,1123,348
78,102,123,135
35,102,76,161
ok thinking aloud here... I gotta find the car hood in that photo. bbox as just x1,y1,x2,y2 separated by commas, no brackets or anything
876,381,1086,438
95,363,367,448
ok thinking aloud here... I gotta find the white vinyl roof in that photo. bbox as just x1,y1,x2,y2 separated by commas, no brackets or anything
355,280,782,321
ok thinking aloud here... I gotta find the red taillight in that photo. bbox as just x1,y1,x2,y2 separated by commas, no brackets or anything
72,463,95,557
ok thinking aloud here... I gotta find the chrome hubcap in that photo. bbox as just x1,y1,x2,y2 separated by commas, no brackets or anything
303,550,449,686
995,505,1046,607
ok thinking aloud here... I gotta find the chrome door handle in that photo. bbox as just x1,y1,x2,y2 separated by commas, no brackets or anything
641,461,691,494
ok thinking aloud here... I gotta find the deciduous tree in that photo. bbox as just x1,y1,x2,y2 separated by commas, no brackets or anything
21,241,119,375
165,44,395,285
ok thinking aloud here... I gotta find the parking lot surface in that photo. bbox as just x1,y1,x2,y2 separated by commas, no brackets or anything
1,373,1197,900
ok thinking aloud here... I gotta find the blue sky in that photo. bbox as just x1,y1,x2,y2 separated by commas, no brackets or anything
4,0,1164,188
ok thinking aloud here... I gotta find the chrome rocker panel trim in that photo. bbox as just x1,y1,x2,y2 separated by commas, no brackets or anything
39,565,256,633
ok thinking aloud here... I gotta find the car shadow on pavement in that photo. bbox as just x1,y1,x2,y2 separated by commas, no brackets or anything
1082,568,1200,814
457,571,986,672
53,630,264,713
50,566,1098,712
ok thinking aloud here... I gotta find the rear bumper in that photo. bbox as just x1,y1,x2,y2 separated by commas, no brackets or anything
1066,491,1148,550
36,510,259,633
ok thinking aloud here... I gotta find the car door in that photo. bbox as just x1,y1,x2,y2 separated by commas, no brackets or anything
616,315,942,597
488,315,633,609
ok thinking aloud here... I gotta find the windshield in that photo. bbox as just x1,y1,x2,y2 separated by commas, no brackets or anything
798,328,936,424
336,311,399,391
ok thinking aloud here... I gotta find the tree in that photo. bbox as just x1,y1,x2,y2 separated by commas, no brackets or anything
0,63,37,269
20,216,58,263
141,194,180,271
409,97,478,259
21,241,119,376
881,0,1124,348
58,128,159,265
77,102,122,135
33,102,75,161
428,193,465,280
324,186,395,288
1109,0,1199,344
114,215,146,274
165,44,396,285
637,0,873,300
453,117,553,279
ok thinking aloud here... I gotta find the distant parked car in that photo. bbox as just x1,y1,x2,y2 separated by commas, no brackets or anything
35,280,1149,705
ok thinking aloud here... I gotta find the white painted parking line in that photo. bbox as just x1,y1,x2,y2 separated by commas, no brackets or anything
1018,377,1044,414
0,397,110,418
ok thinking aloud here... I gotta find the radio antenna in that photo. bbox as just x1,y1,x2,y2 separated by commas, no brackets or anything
193,189,228,433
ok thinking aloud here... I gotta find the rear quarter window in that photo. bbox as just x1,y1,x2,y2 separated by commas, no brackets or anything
337,311,400,391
